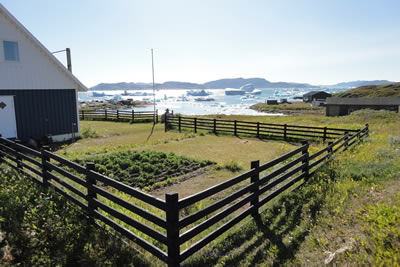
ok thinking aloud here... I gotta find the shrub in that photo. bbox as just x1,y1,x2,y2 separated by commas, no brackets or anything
389,135,400,147
81,127,99,139
0,165,146,265
224,160,243,172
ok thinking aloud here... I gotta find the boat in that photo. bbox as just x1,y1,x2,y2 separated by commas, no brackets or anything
240,83,255,92
186,89,212,96
225,88,246,95
112,95,123,100
194,97,215,102
122,90,155,96
92,92,111,97
176,95,189,102
240,94,259,101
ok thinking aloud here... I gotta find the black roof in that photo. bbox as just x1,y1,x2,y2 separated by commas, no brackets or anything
303,91,331,97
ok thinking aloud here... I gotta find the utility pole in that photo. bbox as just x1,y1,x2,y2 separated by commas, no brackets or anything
66,48,72,72
151,48,156,124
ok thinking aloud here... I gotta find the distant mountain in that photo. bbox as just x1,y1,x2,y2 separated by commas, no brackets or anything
91,82,152,90
327,80,394,88
161,81,205,89
203,78,272,89
90,77,317,90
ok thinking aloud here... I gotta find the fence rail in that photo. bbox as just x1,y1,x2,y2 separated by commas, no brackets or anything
0,122,369,266
80,109,158,123
165,114,360,141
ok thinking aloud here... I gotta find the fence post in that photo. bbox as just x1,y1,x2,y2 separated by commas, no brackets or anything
41,146,50,187
213,119,217,134
132,110,135,123
105,110,107,120
301,141,309,180
165,110,169,132
0,134,3,164
166,192,180,267
365,124,369,137
251,160,260,218
178,116,182,132
234,120,237,136
328,141,333,158
284,124,287,140
257,122,260,138
344,131,349,151
81,110,85,120
117,109,119,121
357,129,361,140
13,140,23,170
194,118,197,133
156,109,159,123
323,127,327,142
86,162,96,222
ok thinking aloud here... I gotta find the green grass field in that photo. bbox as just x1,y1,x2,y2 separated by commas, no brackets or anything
250,102,324,114
2,110,399,266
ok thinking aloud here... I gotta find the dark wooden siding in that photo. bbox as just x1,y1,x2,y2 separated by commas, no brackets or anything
327,104,399,116
0,89,78,140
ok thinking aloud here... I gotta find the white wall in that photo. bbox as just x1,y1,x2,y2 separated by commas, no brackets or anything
0,11,78,90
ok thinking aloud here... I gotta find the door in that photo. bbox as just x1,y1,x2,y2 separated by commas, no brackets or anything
0,95,18,138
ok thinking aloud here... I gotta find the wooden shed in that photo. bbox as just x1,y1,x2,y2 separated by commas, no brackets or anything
0,4,86,142
325,97,400,116
303,91,332,102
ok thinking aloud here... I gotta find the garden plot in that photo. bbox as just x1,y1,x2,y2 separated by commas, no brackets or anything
74,150,213,190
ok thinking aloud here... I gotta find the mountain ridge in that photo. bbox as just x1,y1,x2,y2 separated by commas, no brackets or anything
323,80,393,88
90,77,317,90
89,78,396,91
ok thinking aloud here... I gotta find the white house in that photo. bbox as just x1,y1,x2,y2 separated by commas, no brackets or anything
0,3,86,142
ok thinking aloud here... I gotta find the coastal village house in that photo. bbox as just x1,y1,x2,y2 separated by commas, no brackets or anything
303,91,332,102
325,97,400,116
0,4,86,142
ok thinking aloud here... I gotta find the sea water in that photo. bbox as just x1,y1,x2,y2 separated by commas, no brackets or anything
78,88,348,116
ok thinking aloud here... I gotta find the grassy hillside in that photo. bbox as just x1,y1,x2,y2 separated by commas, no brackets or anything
335,82,400,97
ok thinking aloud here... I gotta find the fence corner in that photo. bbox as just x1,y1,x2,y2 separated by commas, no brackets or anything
166,192,180,267
0,134,3,164
250,160,260,219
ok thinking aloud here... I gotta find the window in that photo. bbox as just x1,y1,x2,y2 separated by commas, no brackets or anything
3,41,19,61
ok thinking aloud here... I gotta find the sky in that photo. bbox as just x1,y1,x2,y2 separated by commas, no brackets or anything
2,0,400,87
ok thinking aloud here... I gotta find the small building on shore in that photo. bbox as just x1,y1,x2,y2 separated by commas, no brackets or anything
325,97,400,116
0,4,86,142
303,91,332,102
266,99,278,105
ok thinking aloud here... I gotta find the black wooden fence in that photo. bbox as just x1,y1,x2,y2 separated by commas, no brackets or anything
0,124,369,266
80,109,158,123
165,114,361,141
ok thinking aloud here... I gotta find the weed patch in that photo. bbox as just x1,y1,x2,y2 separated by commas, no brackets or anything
223,160,243,172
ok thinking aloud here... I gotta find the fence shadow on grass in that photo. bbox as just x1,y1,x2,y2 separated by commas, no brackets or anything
182,166,337,267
